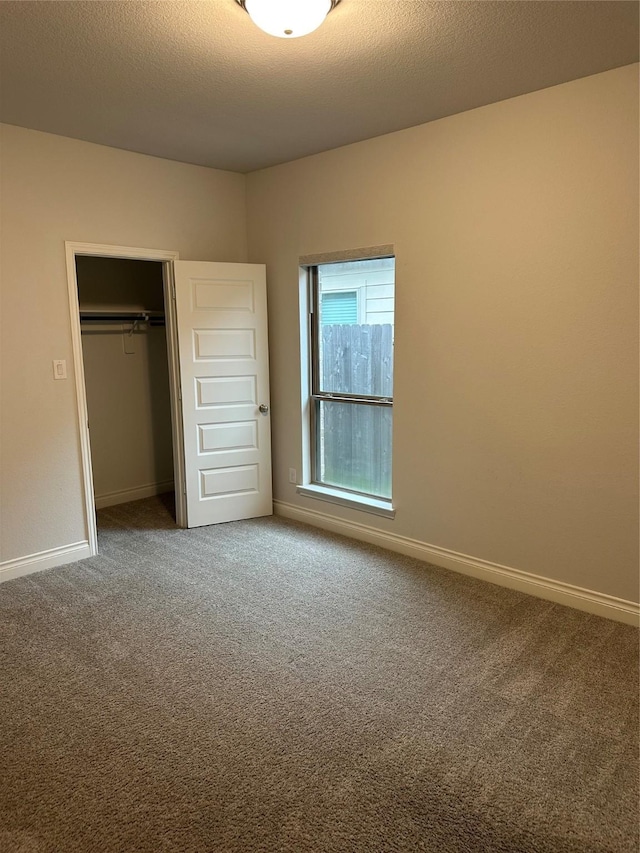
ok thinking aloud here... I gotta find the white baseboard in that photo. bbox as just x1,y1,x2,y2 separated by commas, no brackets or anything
0,541,92,584
274,500,640,627
95,480,174,510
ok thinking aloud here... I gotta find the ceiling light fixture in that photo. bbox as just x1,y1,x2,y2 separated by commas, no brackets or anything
237,0,340,39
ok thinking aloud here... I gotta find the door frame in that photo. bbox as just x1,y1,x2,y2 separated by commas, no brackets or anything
65,241,186,555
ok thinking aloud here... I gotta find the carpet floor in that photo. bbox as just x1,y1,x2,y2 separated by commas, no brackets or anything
0,495,637,853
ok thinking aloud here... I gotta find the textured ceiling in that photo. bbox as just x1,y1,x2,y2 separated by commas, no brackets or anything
0,1,637,173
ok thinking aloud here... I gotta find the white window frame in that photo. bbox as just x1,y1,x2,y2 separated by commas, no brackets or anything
297,259,395,518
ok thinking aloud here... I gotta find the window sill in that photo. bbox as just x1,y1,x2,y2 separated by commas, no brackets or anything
296,484,395,519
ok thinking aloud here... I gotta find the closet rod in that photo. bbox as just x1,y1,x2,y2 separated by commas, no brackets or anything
79,310,165,325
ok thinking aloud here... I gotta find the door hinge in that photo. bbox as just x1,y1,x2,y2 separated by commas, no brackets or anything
172,282,176,300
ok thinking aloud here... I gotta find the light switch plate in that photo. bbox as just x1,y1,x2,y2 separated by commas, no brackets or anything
53,359,67,380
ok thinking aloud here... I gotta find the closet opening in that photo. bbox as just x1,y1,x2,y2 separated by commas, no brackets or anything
75,255,179,537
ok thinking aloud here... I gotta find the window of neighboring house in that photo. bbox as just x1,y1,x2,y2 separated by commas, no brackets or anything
308,256,395,503
320,290,358,325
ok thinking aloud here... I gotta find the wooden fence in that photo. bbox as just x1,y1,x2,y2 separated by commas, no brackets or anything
319,324,393,498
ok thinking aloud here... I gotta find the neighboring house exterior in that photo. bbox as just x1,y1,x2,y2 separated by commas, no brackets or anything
318,258,395,327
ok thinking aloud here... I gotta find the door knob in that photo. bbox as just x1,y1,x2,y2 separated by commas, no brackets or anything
259,403,269,414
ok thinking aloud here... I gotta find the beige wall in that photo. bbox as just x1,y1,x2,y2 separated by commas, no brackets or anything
247,65,639,603
77,257,173,504
0,124,247,561
2,67,637,605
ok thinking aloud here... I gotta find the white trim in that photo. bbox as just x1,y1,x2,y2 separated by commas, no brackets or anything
298,268,312,487
65,242,182,555
95,480,174,510
66,242,99,556
274,500,640,626
0,542,92,584
66,243,180,263
297,484,395,518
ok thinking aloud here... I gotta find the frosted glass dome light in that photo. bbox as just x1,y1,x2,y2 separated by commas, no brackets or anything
241,0,335,39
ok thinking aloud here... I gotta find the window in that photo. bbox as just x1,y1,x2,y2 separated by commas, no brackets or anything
309,257,395,504
320,290,358,325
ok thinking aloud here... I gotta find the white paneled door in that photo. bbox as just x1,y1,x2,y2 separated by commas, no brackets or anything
174,261,272,528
